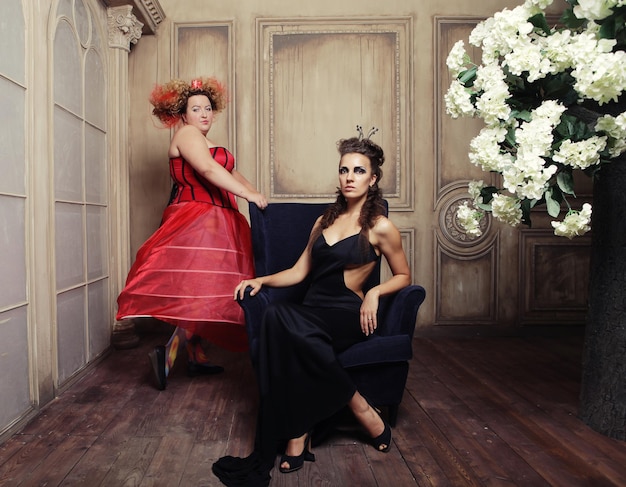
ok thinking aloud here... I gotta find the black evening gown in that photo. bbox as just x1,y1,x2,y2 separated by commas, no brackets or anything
213,231,378,486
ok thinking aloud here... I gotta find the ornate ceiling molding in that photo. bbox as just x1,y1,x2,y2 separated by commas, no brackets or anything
101,0,165,35
107,5,143,51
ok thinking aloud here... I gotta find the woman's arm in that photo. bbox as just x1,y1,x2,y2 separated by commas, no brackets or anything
360,216,412,335
234,218,322,299
173,126,267,208
231,169,257,193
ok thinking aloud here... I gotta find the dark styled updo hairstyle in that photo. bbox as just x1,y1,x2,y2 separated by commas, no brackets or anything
318,133,386,232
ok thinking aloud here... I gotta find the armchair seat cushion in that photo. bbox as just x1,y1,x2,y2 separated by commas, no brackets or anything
337,335,412,368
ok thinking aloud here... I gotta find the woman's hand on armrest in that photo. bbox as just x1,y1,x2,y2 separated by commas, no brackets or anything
234,278,264,300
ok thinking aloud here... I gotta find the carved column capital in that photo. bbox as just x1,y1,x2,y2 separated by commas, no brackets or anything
108,5,144,52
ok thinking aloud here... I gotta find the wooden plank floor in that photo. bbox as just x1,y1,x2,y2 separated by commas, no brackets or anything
1,330,625,486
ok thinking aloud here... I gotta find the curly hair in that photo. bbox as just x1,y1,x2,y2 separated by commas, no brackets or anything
317,135,387,234
149,77,228,128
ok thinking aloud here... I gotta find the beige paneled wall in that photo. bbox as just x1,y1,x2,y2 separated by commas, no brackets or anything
128,0,588,330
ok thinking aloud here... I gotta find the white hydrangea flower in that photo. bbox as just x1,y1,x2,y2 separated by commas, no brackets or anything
470,6,535,63
524,0,554,10
515,120,555,162
469,17,494,49
516,119,554,156
574,0,625,21
502,152,557,200
543,30,576,73
532,100,568,125
595,112,626,157
474,64,512,124
553,136,608,169
469,126,513,172
596,112,626,134
446,40,468,77
491,193,523,227
468,180,485,203
499,101,564,200
551,203,593,238
476,92,513,126
456,202,484,237
504,37,544,81
444,79,476,119
573,50,626,105
503,30,564,83
567,31,616,67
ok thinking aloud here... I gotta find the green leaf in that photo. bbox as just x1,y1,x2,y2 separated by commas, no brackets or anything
598,16,616,39
614,12,626,49
528,13,551,35
555,114,576,138
555,114,593,142
574,120,593,140
545,187,562,217
458,66,477,85
557,170,576,196
480,186,499,205
510,109,532,122
560,8,585,29
539,72,579,106
505,127,517,147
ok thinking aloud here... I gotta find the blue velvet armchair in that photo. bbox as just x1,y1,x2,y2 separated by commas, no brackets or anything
238,202,426,426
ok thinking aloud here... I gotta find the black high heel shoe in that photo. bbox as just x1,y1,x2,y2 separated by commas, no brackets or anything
279,433,315,473
364,398,392,452
148,345,166,391
371,419,392,452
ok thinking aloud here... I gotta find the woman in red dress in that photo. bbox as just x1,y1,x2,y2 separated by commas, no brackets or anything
117,77,267,390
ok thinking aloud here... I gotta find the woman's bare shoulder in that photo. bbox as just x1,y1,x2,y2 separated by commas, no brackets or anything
169,125,206,156
372,215,395,233
369,215,401,247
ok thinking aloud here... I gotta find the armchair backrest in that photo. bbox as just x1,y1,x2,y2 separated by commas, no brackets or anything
248,201,387,303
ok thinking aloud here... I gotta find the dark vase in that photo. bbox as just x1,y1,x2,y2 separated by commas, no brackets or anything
579,148,626,441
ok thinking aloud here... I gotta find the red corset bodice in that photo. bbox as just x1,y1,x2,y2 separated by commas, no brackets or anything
168,146,238,210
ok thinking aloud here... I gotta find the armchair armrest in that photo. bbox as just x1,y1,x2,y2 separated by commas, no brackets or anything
237,286,271,367
377,285,426,338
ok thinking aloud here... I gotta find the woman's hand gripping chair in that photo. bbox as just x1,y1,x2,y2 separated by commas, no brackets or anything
238,202,426,427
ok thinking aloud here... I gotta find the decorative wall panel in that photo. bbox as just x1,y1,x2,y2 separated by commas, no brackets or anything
174,23,234,150
520,230,591,324
436,233,498,324
435,18,495,205
258,18,412,208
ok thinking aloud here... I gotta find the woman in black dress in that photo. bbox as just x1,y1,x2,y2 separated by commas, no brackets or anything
213,130,411,486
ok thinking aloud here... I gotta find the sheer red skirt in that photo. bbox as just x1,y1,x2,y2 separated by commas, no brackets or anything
116,201,254,352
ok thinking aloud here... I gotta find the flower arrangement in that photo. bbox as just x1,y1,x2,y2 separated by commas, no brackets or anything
445,0,626,239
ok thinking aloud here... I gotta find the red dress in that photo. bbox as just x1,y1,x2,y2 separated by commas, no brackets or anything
116,147,254,352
